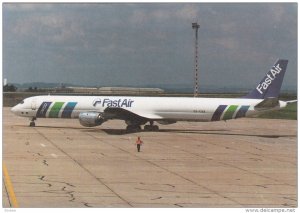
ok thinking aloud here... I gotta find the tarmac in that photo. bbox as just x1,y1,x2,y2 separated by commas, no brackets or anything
2,107,297,208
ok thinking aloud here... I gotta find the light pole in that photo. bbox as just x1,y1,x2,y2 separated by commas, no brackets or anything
192,22,200,97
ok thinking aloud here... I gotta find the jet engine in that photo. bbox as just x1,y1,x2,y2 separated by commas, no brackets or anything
79,112,106,127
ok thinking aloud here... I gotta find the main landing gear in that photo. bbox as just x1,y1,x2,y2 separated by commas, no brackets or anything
29,117,36,127
125,121,159,132
144,124,159,131
144,121,159,131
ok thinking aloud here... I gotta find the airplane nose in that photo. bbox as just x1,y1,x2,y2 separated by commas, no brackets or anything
11,105,18,114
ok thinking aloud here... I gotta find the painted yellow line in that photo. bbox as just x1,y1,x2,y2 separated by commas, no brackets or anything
3,163,19,208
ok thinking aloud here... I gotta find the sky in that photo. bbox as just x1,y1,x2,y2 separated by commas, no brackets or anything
3,3,298,90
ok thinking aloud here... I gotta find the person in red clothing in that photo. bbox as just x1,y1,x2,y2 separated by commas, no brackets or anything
135,136,143,152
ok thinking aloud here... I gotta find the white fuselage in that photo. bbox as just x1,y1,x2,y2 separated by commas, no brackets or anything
11,95,284,123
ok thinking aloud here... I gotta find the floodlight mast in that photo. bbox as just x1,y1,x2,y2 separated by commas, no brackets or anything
192,22,200,97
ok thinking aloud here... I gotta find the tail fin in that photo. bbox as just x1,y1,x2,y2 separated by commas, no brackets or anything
244,59,288,99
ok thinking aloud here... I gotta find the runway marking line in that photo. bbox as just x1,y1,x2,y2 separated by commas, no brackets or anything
3,163,19,208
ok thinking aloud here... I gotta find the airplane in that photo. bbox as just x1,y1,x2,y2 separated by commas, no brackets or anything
11,59,296,132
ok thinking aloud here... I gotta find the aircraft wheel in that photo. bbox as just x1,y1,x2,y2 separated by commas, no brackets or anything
126,125,131,131
144,125,159,131
144,125,151,131
126,125,141,132
29,121,35,127
153,125,159,131
135,125,141,131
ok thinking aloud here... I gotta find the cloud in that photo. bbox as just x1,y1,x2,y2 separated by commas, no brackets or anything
129,9,148,25
129,4,200,25
12,14,85,45
151,9,171,20
268,4,286,23
175,4,199,21
4,3,54,11
214,37,240,50
3,3,297,88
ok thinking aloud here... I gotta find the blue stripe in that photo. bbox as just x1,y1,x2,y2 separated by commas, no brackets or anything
61,102,77,118
36,102,52,118
235,105,250,119
211,105,227,121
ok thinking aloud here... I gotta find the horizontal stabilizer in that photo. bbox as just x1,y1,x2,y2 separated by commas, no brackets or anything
254,98,279,111
286,100,297,105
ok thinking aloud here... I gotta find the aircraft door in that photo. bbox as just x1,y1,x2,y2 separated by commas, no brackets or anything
31,98,37,110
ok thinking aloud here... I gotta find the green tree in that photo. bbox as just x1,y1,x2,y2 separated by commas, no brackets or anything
3,84,17,92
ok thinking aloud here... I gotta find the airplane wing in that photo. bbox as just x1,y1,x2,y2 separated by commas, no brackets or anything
103,107,162,121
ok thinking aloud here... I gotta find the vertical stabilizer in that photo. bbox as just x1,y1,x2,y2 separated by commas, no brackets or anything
244,59,288,99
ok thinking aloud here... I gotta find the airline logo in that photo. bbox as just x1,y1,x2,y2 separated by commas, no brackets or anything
211,105,250,121
256,63,282,95
36,102,77,118
93,98,134,108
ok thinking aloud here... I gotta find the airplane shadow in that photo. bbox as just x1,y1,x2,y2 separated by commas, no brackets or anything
14,125,296,138
14,125,90,131
100,128,296,138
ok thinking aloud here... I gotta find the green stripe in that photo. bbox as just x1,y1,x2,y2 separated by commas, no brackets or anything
223,105,238,120
49,102,65,118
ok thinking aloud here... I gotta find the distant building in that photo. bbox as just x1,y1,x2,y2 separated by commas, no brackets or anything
54,86,164,95
98,87,164,95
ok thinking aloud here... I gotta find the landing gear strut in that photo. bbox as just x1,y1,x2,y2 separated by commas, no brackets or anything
29,117,36,127
144,121,159,131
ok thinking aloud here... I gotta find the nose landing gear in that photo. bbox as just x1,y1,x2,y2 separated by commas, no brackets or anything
29,117,36,127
